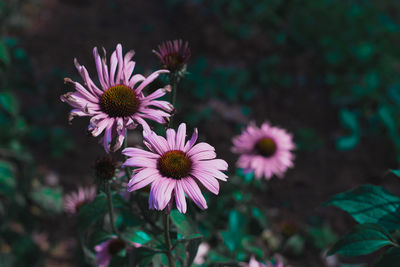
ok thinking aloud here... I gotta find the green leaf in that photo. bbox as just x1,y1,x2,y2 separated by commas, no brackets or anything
391,169,400,178
221,210,246,253
78,193,107,231
0,161,15,197
185,235,202,267
336,109,360,150
328,224,394,256
31,186,63,213
375,247,400,267
121,229,152,245
170,210,197,236
0,92,18,116
324,185,400,230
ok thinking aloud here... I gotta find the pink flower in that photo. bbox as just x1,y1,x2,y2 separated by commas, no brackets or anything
232,122,295,180
64,186,96,214
61,44,173,153
153,39,191,71
95,236,141,267
248,255,284,267
249,256,267,267
122,123,228,213
194,242,210,265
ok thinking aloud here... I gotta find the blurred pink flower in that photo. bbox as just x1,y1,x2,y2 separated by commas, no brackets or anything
61,44,173,153
122,123,228,213
153,39,191,71
64,186,96,214
95,236,141,267
194,242,210,265
248,255,284,267
249,256,267,267
232,122,295,180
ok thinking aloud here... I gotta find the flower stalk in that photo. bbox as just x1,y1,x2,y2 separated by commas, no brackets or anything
105,182,118,235
163,212,175,267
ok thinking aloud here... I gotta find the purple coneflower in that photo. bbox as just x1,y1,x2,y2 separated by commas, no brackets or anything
122,123,228,213
64,186,96,214
95,236,141,267
153,39,191,72
232,122,295,180
61,44,173,153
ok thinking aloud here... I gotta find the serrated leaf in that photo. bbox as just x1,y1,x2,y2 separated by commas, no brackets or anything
324,185,400,230
328,224,394,257
374,247,400,267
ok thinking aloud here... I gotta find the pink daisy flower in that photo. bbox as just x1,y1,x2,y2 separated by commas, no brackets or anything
122,123,228,213
232,122,295,180
153,39,191,71
95,236,141,267
61,44,173,153
64,186,96,214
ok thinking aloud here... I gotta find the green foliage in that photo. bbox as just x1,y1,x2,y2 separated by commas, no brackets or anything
31,186,63,213
325,185,400,231
328,223,395,257
336,109,360,150
0,160,15,197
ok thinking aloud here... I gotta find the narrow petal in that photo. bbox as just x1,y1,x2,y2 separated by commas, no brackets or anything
175,123,187,151
135,70,169,94
166,129,176,150
184,128,198,152
181,178,207,210
175,181,187,213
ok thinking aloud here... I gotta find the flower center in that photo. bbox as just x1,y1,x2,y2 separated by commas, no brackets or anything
100,84,139,118
164,53,185,70
255,137,277,157
107,238,126,255
158,150,192,179
75,201,86,212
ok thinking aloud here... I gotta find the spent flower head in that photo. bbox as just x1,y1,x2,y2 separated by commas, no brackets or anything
122,123,228,213
61,44,173,153
232,122,295,180
153,39,190,74
94,156,116,181
64,186,96,214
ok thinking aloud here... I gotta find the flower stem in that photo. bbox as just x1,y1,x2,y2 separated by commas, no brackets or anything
169,72,179,127
105,182,118,235
163,213,175,267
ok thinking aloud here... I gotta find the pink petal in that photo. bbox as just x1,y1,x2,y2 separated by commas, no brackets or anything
175,123,187,151
181,178,207,210
175,181,187,213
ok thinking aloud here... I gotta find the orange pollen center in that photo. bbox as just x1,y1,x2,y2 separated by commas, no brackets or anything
158,150,192,179
100,84,139,118
255,137,277,157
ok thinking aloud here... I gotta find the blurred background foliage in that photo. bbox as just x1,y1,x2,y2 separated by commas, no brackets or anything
1,0,400,266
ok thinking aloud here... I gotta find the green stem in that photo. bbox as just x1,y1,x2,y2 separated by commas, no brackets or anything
169,72,179,127
163,213,175,267
105,182,118,235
